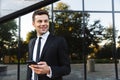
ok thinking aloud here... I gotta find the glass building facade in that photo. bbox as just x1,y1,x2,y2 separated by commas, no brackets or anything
0,0,120,80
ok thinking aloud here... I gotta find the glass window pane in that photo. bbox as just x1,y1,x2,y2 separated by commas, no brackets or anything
55,0,82,10
0,20,18,80
115,13,120,40
0,64,17,80
114,0,120,11
115,14,120,64
88,13,112,27
87,13,116,79
84,0,112,11
20,64,27,80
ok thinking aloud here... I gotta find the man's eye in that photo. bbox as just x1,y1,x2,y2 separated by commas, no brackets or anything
45,20,48,23
38,20,42,23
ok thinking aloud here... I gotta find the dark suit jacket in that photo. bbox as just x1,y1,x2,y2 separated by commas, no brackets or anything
27,34,71,80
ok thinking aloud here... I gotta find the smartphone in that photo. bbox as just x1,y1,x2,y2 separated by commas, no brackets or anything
26,60,37,65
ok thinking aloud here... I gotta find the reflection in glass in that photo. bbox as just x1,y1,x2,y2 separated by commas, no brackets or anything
55,0,82,10
114,0,120,11
87,13,117,80
84,0,112,11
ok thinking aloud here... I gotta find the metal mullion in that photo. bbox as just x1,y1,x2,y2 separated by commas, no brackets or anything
82,0,87,80
111,0,119,80
53,10,120,13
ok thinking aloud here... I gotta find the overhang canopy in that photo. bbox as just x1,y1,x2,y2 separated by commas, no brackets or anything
0,0,59,23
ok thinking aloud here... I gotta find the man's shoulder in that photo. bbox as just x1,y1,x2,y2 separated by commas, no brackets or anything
50,34,65,39
48,34,66,43
52,35,66,42
30,38,36,42
29,38,36,45
30,38,36,41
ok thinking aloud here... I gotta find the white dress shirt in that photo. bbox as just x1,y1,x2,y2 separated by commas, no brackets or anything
31,31,52,80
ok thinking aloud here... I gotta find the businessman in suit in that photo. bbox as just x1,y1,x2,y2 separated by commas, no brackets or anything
27,9,71,80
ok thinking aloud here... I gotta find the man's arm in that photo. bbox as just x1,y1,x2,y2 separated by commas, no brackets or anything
50,37,71,78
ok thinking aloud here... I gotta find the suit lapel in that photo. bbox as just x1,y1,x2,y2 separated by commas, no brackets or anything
40,34,54,61
30,38,36,60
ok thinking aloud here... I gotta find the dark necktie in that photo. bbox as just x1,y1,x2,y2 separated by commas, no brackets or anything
34,37,41,80
36,37,41,62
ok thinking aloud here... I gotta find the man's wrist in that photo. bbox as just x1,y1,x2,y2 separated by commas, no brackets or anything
47,66,52,78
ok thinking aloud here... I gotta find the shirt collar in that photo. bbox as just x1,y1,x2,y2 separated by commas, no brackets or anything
37,31,50,40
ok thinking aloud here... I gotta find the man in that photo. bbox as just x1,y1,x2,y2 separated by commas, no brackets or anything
27,9,71,80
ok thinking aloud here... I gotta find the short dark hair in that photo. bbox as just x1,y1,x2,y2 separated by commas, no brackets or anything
32,9,49,21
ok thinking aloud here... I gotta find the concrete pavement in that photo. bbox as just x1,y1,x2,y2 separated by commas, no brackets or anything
0,64,120,80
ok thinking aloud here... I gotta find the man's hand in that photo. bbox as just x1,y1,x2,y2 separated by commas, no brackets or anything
29,61,50,75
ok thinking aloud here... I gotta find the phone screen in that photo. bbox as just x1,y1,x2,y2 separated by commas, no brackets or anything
26,60,37,65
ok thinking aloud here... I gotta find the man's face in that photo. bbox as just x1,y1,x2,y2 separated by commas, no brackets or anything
32,14,49,36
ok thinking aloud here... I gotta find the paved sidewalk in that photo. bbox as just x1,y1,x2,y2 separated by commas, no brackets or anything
64,64,120,80
0,64,120,80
